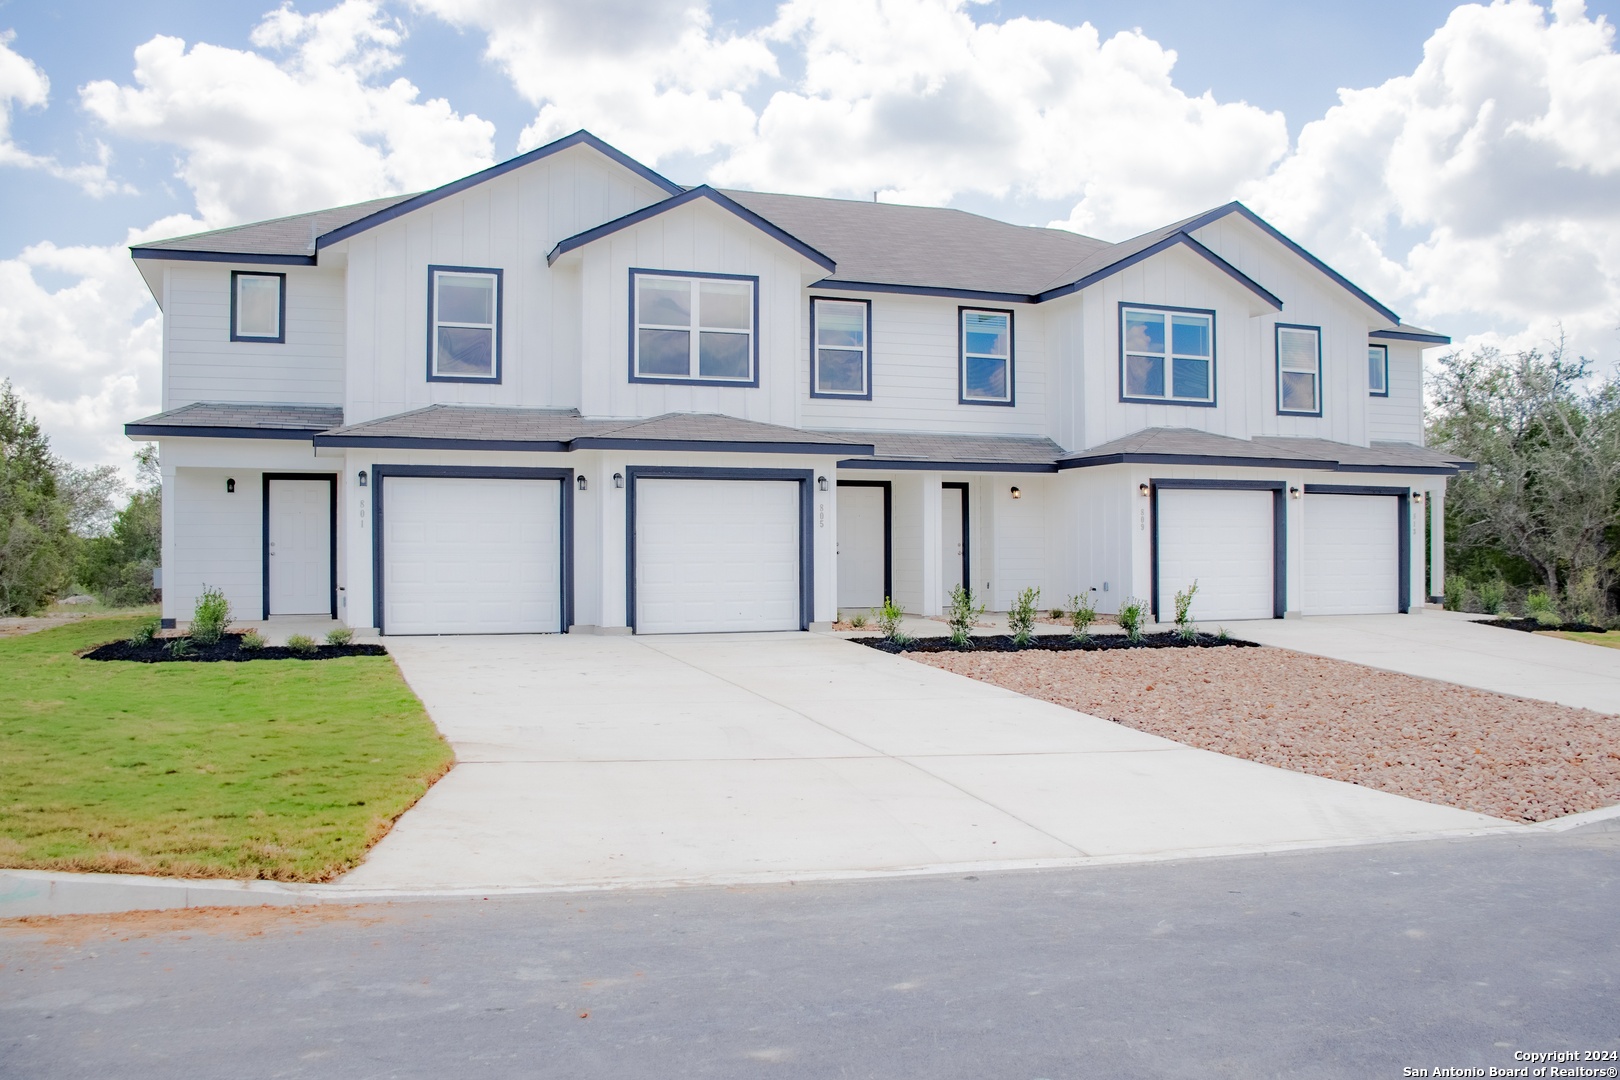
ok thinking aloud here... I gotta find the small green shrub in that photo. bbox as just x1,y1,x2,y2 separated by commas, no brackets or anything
325,627,354,646
1116,596,1146,644
946,584,986,649
1476,578,1508,616
1525,589,1561,627
238,630,266,651
1442,575,1467,612
849,612,867,629
1173,579,1199,641
165,636,194,658
190,585,232,646
127,617,160,647
1067,593,1097,643
285,634,318,656
876,596,911,645
1048,607,1065,621
1564,567,1609,626
1216,626,1231,643
1008,586,1040,646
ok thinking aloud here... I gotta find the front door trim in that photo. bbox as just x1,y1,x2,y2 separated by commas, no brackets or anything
261,473,338,620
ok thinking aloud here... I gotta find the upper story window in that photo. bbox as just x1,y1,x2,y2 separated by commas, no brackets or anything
1368,344,1389,397
960,308,1014,405
428,266,502,382
230,271,285,344
632,270,758,386
1119,305,1215,405
1276,324,1323,416
810,297,871,399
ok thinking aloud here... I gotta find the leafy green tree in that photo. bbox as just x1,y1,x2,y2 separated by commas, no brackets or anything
77,445,161,607
0,380,74,614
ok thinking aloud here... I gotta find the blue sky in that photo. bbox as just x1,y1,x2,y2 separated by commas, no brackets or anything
1,0,1617,468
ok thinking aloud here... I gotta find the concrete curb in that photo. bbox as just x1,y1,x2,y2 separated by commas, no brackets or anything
6,807,1612,918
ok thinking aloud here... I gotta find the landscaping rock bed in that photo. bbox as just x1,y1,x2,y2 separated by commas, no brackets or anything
858,632,1258,654
1481,617,1610,635
911,646,1620,823
83,635,387,663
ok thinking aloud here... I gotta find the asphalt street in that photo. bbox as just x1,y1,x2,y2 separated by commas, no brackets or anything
3,820,1617,1079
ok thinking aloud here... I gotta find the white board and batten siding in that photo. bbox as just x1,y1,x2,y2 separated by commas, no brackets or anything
336,143,675,426
162,265,346,411
170,467,264,625
1367,341,1426,444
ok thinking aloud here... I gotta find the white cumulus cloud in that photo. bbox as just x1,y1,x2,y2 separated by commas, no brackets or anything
0,30,125,196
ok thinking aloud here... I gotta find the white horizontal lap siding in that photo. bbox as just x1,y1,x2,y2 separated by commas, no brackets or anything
163,266,345,410
1156,488,1275,621
343,145,672,425
1302,493,1400,615
799,295,1048,435
1367,342,1426,444
635,478,801,634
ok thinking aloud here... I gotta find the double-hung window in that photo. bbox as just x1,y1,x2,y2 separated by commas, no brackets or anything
1368,343,1389,396
1276,324,1323,415
1120,305,1215,404
810,297,871,398
632,270,757,385
230,271,285,343
428,266,502,382
960,308,1013,405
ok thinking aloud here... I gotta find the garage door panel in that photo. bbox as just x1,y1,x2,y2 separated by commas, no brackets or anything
1157,488,1275,622
637,478,800,634
1303,494,1400,615
384,477,562,635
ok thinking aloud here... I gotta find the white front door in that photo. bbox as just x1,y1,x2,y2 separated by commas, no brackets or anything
1303,493,1400,614
267,478,332,616
383,477,562,635
636,478,800,634
837,484,886,611
941,485,965,605
1156,488,1274,621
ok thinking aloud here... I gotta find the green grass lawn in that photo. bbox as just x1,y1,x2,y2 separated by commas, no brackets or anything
0,616,453,882
1543,630,1620,650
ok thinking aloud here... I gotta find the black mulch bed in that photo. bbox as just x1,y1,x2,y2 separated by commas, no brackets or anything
1481,617,1610,635
856,631,1259,654
83,634,388,663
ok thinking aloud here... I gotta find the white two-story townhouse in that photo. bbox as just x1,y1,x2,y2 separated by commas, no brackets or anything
126,130,1464,636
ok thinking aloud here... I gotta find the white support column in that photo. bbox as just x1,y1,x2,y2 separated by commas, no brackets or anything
1428,485,1445,604
920,472,943,617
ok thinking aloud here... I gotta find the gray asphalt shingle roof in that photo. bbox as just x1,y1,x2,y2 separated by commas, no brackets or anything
132,194,417,258
1059,428,1467,473
820,430,1066,468
126,402,344,434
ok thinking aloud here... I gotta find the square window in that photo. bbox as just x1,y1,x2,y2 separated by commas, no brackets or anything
960,308,1013,404
428,267,501,381
1369,344,1389,396
1119,305,1215,404
231,272,284,342
1276,325,1322,415
811,298,870,397
632,271,757,384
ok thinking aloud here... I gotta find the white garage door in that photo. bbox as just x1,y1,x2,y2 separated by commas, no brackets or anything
383,477,561,635
637,478,800,634
1303,493,1400,615
1157,488,1275,621
837,484,886,611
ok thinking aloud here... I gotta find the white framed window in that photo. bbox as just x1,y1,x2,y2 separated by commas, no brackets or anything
230,271,285,343
428,266,502,382
1277,324,1322,415
960,308,1013,405
632,270,757,385
1120,305,1215,404
810,297,871,398
1368,343,1389,397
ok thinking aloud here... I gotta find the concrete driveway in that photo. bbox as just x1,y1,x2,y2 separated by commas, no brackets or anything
340,633,1512,891
1227,611,1620,714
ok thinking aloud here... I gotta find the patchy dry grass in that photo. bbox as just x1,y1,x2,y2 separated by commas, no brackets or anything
1544,630,1620,651
0,616,453,881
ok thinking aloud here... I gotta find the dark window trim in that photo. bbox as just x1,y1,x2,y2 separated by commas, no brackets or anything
370,465,575,635
838,479,893,602
809,296,873,400
628,268,761,388
1275,322,1324,417
230,270,287,344
1302,484,1411,613
1149,478,1286,622
1117,301,1218,408
261,473,338,621
942,481,971,596
624,466,814,633
426,265,504,384
1368,343,1390,397
957,306,1016,407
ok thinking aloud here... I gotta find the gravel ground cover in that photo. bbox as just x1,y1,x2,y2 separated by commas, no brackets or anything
912,646,1620,822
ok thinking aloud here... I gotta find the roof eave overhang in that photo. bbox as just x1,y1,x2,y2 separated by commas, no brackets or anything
575,436,872,456
311,435,570,452
125,424,326,441
1057,452,1339,471
130,249,316,266
809,280,1032,305
838,458,1057,473
1370,329,1452,345
1036,233,1283,312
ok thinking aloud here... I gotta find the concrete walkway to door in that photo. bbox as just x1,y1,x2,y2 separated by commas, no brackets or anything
1226,611,1620,714
341,633,1515,891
